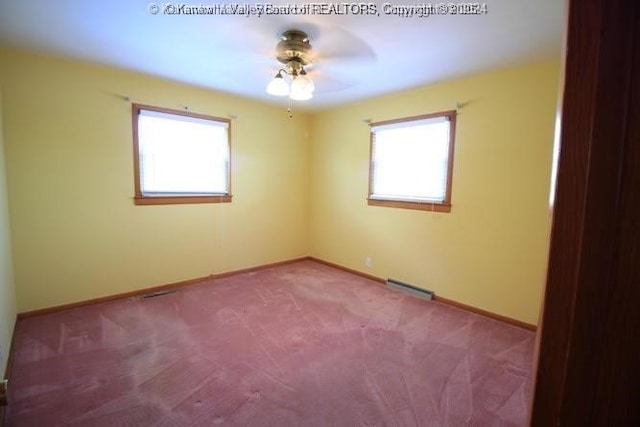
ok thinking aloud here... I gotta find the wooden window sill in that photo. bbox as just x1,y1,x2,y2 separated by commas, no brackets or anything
134,195,232,205
367,198,451,212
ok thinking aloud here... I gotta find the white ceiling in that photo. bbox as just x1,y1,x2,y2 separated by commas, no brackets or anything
0,0,565,111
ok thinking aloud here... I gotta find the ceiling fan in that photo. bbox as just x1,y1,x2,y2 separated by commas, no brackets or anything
263,25,377,105
266,29,316,101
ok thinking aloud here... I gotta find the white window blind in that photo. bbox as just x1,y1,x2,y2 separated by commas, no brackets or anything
371,116,451,203
137,109,230,196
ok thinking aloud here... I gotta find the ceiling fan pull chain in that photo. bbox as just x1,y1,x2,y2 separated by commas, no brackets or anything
288,97,293,118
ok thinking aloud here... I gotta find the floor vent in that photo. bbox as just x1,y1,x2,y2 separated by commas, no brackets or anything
142,289,177,299
386,278,434,301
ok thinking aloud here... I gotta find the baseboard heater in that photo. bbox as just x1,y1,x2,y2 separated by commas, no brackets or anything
386,278,434,301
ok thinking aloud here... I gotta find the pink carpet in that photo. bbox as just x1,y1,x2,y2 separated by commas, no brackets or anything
5,260,535,426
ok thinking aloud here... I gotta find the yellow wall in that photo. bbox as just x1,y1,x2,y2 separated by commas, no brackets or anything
309,60,559,324
1,49,558,324
0,86,17,374
0,50,311,312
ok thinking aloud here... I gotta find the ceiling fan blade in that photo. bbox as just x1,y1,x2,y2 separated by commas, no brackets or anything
311,26,377,64
212,16,378,94
222,18,377,62
307,68,357,93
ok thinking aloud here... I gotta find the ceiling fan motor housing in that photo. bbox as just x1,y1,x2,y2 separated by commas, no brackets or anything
276,30,313,68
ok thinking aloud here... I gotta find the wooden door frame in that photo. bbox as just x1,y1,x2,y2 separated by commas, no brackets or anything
531,0,640,424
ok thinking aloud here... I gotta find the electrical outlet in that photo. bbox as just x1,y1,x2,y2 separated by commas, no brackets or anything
0,379,7,407
365,256,373,268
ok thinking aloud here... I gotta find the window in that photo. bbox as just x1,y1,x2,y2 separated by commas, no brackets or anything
132,104,231,205
368,110,456,212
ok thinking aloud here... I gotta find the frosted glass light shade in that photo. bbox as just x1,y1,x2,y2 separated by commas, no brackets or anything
290,76,313,101
266,74,289,96
298,73,315,92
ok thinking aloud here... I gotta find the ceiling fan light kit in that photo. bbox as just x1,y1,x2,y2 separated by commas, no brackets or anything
266,30,316,102
266,71,290,96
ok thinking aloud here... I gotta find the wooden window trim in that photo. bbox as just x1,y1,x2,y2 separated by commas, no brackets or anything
367,110,457,212
366,198,452,212
133,195,232,205
132,103,232,206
